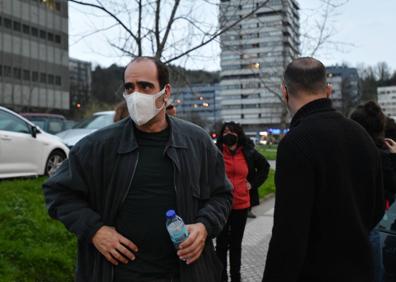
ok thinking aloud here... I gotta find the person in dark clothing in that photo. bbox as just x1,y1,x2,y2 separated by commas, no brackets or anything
350,101,396,282
262,57,385,282
385,117,396,141
43,56,232,282
216,121,270,282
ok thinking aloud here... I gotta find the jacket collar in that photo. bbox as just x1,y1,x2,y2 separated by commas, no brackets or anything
117,115,188,154
290,98,335,128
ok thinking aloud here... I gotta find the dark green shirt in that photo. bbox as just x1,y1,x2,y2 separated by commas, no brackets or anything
114,126,178,282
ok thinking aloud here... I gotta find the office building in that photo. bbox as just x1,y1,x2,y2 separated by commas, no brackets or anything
326,66,359,115
0,0,69,111
69,58,92,110
172,83,221,130
219,0,299,133
378,85,396,118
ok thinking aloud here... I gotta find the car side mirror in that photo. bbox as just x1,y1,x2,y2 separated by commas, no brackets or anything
31,126,39,138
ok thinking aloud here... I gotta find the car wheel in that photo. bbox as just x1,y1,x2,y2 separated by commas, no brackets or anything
45,150,66,176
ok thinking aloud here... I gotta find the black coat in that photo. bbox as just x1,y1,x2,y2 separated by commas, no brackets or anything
43,116,233,282
263,99,385,282
243,146,270,207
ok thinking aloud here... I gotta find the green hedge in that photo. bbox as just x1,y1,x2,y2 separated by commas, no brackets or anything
0,177,76,282
258,169,275,199
255,145,277,161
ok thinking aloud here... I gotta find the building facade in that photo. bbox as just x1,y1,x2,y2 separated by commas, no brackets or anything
0,0,69,111
172,83,221,130
219,0,299,133
378,85,396,118
69,58,92,110
326,66,359,116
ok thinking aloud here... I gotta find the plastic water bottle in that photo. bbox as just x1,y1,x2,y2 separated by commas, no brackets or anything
166,209,189,248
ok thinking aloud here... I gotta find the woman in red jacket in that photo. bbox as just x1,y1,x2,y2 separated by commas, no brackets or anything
216,121,270,282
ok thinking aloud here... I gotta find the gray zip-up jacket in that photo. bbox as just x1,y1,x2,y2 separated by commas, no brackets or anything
43,116,233,282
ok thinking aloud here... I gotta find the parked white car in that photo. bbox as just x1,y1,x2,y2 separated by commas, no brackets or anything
56,111,115,148
0,106,69,179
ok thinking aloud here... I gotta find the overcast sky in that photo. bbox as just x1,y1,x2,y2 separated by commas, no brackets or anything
69,0,396,71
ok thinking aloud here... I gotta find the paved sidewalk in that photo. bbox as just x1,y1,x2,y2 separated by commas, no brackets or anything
240,196,275,281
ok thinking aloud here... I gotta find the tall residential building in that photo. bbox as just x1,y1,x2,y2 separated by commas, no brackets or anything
378,86,396,118
219,0,299,133
69,58,92,110
326,66,359,116
172,83,221,130
0,0,69,111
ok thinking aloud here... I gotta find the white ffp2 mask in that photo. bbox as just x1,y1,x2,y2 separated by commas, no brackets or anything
123,88,166,126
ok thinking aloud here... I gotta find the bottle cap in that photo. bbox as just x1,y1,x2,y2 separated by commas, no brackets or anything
166,209,176,219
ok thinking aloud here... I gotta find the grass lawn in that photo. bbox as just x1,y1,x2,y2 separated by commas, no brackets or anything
0,177,76,282
255,145,277,161
258,169,275,199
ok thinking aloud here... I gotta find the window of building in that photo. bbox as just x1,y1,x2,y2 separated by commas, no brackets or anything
13,21,21,32
23,70,30,81
13,68,22,79
23,24,30,34
40,30,46,39
31,27,38,37
241,114,244,119
4,66,12,77
4,18,12,29
55,2,61,11
48,74,54,85
55,76,62,86
0,17,2,26
48,32,54,41
40,73,47,83
32,71,39,82
0,65,2,76
55,34,61,43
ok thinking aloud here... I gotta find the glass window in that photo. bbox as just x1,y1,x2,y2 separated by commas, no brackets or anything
40,73,47,83
0,110,30,134
32,71,39,82
48,32,54,41
23,70,30,81
55,76,61,86
48,74,54,85
48,120,64,134
13,68,21,79
22,24,30,34
40,30,46,39
0,65,2,77
13,21,21,32
4,66,12,77
55,2,61,11
31,27,38,37
4,18,12,29
55,34,61,44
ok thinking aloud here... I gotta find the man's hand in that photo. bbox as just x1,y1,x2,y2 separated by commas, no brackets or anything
177,223,208,265
92,226,138,266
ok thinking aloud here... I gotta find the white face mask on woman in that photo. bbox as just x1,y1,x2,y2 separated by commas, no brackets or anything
123,88,166,126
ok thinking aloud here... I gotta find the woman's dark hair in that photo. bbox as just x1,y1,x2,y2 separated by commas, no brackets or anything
216,121,251,149
350,101,386,146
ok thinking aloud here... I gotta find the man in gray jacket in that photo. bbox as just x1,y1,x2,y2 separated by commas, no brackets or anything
43,56,232,282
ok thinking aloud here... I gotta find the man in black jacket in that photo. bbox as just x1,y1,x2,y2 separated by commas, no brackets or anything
263,57,384,282
43,56,232,282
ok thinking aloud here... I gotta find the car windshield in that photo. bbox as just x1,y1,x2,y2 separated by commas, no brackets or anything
73,114,114,129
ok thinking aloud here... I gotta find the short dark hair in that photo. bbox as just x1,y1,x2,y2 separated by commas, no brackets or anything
284,57,327,96
166,104,175,110
123,56,169,89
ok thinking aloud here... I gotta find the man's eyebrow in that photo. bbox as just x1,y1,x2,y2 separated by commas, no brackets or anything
136,81,155,87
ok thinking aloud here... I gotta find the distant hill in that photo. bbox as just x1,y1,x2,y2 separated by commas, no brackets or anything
92,63,219,104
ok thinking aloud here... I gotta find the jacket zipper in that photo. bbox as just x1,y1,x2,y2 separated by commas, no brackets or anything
110,151,140,282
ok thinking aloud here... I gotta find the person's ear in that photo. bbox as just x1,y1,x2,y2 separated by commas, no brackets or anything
281,83,288,102
164,84,171,103
325,83,332,98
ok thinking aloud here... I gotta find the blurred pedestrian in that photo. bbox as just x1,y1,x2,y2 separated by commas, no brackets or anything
263,57,384,282
43,56,232,282
385,116,396,141
113,101,129,122
216,121,270,282
350,101,396,282
166,103,177,116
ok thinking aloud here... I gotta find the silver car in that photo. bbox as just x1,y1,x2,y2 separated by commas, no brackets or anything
56,111,115,148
